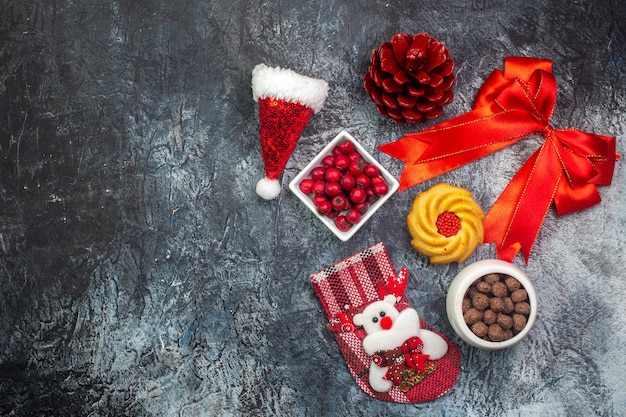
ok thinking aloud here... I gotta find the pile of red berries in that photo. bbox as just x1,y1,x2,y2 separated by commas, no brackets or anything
298,139,390,232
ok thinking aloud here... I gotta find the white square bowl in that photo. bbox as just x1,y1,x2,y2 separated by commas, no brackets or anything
288,130,399,241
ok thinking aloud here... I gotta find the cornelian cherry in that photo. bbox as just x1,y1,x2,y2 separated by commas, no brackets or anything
325,182,342,197
346,208,361,224
349,188,367,204
312,180,326,195
332,195,348,211
347,151,361,163
349,160,366,176
335,215,352,232
325,167,342,182
372,181,389,196
311,166,326,181
322,155,336,168
340,174,356,191
356,174,371,188
336,140,354,154
353,201,369,214
365,187,378,203
364,164,379,177
334,154,351,171
317,200,332,216
313,194,328,206
299,178,314,194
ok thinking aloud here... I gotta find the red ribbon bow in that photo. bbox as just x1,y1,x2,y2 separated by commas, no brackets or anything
379,57,618,262
400,336,429,373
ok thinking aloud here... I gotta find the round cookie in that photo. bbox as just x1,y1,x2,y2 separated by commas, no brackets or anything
407,183,485,264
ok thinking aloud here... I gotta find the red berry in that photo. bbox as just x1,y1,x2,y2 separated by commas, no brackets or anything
335,215,352,232
322,155,336,168
325,167,342,183
311,167,326,181
364,164,380,177
312,180,326,195
348,160,366,176
353,201,369,214
356,174,371,189
347,151,362,163
365,187,379,203
334,154,351,171
372,181,389,196
313,194,328,206
325,181,342,197
340,174,356,191
346,208,362,224
299,178,314,194
317,200,332,216
349,188,367,204
327,209,340,219
336,140,354,154
331,195,348,211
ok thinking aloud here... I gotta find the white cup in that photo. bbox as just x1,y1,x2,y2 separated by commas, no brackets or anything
446,259,537,350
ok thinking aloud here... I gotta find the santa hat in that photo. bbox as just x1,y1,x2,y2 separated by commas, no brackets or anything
252,63,329,200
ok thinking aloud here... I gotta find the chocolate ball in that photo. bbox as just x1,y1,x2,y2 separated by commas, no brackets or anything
511,289,528,303
496,313,513,330
476,281,492,294
515,301,531,315
513,313,528,332
462,297,472,313
491,281,508,297
490,297,504,313
488,324,506,342
472,293,490,310
483,309,497,325
471,321,488,337
504,276,521,291
503,328,514,340
483,273,500,284
466,286,479,299
464,308,483,325
502,297,515,314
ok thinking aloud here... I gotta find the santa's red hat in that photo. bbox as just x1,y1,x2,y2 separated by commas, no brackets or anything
252,64,329,200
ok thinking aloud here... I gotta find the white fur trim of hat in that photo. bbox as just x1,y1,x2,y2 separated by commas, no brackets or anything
251,64,329,113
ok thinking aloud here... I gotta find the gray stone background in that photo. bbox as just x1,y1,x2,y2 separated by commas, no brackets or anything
1,0,625,416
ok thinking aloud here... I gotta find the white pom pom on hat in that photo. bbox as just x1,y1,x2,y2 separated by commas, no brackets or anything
255,177,281,200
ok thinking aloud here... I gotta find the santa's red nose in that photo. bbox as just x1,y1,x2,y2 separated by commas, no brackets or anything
380,316,393,330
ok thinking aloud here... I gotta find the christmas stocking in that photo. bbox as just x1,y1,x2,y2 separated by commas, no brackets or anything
310,242,461,402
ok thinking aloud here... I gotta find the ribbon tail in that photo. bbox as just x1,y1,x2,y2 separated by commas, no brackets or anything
484,139,563,263
377,135,430,167
554,181,601,216
379,109,543,191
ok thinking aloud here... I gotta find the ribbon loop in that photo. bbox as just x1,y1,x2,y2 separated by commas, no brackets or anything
379,57,618,262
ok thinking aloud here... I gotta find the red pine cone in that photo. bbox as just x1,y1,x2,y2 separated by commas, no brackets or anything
363,32,455,124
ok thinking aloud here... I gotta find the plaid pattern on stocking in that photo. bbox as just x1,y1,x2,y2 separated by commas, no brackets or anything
310,242,460,403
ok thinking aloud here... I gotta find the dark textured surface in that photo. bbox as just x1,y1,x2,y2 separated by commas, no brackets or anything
1,1,625,416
